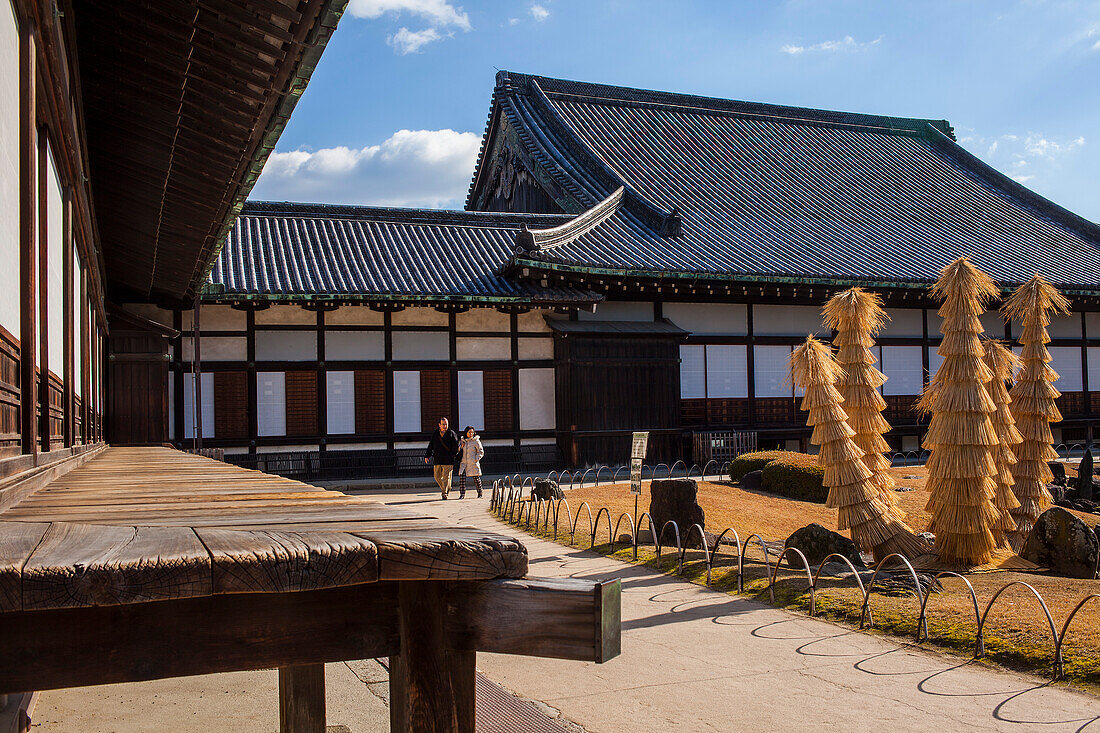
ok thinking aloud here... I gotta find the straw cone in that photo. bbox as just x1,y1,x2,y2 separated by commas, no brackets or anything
791,337,929,562
823,287,904,521
982,339,1022,548
1001,274,1070,551
922,257,1006,566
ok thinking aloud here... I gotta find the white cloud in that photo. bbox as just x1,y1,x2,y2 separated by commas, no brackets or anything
1011,174,1035,184
348,0,470,30
508,17,520,25
956,127,1086,190
349,0,470,54
252,129,483,209
1024,134,1085,158
530,4,549,21
780,35,882,55
389,26,447,54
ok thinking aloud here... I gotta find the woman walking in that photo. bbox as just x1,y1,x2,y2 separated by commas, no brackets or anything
458,426,484,499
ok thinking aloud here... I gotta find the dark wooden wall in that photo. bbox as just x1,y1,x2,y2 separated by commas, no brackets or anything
554,333,681,465
107,329,168,446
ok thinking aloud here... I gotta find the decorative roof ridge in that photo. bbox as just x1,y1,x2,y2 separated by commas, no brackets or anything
923,124,1100,245
516,187,625,253
240,200,572,228
500,70,955,140
524,79,682,236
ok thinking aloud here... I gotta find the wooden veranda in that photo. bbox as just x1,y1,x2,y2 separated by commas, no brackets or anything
0,447,620,732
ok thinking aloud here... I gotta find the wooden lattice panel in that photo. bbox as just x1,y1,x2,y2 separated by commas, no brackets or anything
354,370,386,434
285,371,319,437
420,370,452,433
483,370,513,432
214,371,248,439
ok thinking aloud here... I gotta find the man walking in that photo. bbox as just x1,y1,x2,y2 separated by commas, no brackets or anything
423,417,460,500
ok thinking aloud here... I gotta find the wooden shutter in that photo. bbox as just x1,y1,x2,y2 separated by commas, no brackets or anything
355,369,386,434
285,370,318,437
214,371,248,439
483,369,513,432
419,369,451,433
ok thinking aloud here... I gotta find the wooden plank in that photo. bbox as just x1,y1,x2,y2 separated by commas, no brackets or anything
21,522,211,610
0,582,401,695
357,528,528,581
0,522,49,612
279,665,325,733
390,581,469,733
446,577,622,663
196,528,378,594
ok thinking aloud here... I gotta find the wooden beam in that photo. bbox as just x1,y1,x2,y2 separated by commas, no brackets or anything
278,665,325,733
19,23,36,458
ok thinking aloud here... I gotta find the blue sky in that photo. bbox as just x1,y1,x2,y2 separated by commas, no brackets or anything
251,0,1100,223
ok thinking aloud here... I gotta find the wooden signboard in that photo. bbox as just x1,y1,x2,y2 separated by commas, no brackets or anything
630,431,648,495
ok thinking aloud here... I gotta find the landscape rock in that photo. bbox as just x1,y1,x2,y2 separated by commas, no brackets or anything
650,479,706,548
919,532,936,545
1048,461,1067,486
785,523,865,568
740,470,763,490
531,478,564,501
1021,507,1100,579
1078,449,1094,501
1049,483,1066,504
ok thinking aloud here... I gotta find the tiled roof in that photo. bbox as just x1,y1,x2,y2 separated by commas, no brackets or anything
471,72,1100,292
207,201,600,305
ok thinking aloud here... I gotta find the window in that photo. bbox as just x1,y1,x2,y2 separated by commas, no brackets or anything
355,370,386,434
326,371,355,435
393,370,421,433
680,345,705,399
213,371,248,439
706,345,748,398
518,368,555,430
458,371,485,431
881,346,924,396
183,371,214,438
285,371,318,436
1049,346,1083,392
753,345,793,398
257,371,286,436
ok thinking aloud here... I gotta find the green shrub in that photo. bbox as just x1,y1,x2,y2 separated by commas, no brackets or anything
761,459,827,503
728,450,814,481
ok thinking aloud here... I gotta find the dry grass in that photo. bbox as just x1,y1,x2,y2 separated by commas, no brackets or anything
509,464,1100,689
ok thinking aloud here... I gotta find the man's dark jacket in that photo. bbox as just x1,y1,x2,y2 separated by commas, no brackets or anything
425,429,460,465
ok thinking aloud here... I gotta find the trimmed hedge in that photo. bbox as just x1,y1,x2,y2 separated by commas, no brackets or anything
761,459,828,503
728,451,815,481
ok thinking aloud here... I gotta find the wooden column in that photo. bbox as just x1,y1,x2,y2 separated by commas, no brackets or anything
278,664,325,733
62,192,73,447
36,130,49,453
18,24,36,457
390,581,475,733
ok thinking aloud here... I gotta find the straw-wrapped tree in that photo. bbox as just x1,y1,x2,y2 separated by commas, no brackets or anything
922,257,1005,567
823,287,904,521
982,339,1022,548
1001,274,1070,550
791,336,928,561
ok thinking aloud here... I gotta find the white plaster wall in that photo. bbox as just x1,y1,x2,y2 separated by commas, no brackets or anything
328,442,387,451
1047,314,1082,340
482,438,514,447
579,301,653,322
183,305,246,331
517,337,553,360
881,309,923,338
0,1,19,336
663,303,747,335
881,345,924,395
519,368,555,430
255,331,317,361
46,143,64,374
705,344,748,398
391,307,447,327
73,254,81,396
326,330,384,361
980,311,1006,339
1088,348,1100,392
521,437,557,445
517,310,555,332
392,331,448,361
254,305,316,326
257,444,318,454
1086,313,1100,340
181,336,246,362
327,306,383,326
753,305,825,336
456,337,510,361
455,308,510,332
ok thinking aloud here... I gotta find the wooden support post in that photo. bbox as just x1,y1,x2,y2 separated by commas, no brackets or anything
18,23,36,458
390,581,475,733
278,664,325,733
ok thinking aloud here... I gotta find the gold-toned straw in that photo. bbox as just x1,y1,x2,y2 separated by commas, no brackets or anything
823,287,904,520
1001,274,1070,550
791,336,929,561
922,257,1005,566
982,339,1022,548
